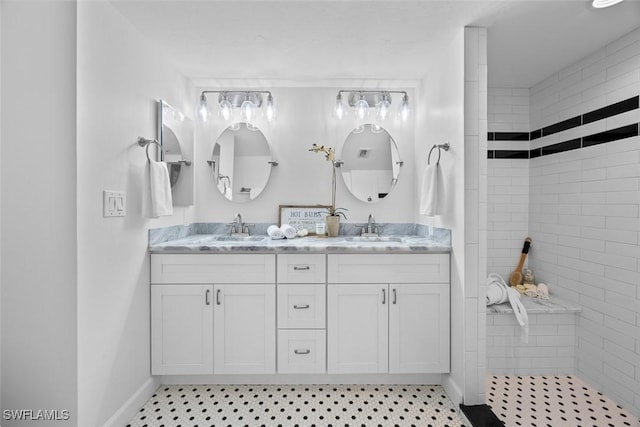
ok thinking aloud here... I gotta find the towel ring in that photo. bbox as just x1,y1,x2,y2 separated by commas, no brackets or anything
137,136,165,162
427,141,450,165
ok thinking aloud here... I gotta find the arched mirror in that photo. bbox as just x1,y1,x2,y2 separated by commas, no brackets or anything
209,122,273,202
340,124,402,203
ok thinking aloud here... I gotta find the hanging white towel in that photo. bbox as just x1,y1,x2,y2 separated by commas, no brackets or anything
149,159,173,217
420,163,440,216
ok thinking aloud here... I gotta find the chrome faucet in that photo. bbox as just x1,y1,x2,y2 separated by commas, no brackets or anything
229,212,250,235
361,214,379,236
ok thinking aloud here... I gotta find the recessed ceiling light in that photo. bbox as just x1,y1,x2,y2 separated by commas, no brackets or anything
592,0,624,8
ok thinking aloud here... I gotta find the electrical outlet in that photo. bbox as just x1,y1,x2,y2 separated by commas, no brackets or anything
103,190,126,217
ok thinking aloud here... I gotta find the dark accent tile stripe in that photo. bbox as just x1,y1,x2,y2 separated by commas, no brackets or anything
583,123,639,147
530,129,542,140
493,150,529,159
582,96,639,125
494,132,530,141
529,148,542,158
489,98,640,161
541,138,582,156
542,115,582,136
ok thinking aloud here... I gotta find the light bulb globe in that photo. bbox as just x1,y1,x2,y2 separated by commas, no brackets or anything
219,98,232,121
198,94,210,122
355,97,369,120
376,97,391,121
335,94,345,120
240,98,255,122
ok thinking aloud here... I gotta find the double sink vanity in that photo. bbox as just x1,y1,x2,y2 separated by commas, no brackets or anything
149,224,451,383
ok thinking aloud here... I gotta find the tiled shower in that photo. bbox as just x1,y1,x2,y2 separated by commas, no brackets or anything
487,26,640,419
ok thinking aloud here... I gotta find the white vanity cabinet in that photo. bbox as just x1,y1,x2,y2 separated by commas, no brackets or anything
276,254,327,374
213,283,276,374
327,254,450,374
151,284,214,375
151,254,276,376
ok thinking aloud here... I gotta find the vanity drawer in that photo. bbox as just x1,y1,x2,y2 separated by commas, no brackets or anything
277,329,326,374
327,253,449,284
277,254,326,284
277,284,326,329
151,254,276,284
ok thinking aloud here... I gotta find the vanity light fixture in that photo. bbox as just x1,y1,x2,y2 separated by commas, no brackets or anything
198,90,275,123
333,90,411,122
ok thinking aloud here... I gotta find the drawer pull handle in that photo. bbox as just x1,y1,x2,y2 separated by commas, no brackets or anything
216,289,221,305
293,304,310,309
293,266,311,271
294,349,311,355
205,289,211,306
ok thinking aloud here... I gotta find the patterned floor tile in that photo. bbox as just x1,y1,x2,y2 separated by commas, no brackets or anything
486,375,640,427
127,384,466,427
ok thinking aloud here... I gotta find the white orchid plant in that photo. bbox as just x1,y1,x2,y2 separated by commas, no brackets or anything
309,143,348,219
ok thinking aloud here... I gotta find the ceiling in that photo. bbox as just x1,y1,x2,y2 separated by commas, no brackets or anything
110,0,640,89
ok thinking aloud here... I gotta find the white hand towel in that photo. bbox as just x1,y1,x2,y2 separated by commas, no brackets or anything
420,163,440,216
149,160,173,217
487,273,529,343
267,225,285,240
281,224,297,239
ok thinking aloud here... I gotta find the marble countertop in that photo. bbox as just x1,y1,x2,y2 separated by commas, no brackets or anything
487,295,582,314
149,223,451,254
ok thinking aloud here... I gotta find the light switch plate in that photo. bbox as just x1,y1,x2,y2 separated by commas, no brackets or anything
103,190,126,217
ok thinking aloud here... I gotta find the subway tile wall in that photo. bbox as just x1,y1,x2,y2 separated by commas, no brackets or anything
487,26,640,418
488,88,530,279
486,313,576,375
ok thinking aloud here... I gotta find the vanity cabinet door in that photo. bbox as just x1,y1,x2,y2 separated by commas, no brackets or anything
388,283,450,374
327,284,388,374
151,284,214,375
213,284,276,375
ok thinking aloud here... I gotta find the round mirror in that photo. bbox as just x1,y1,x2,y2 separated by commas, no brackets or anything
209,122,272,202
340,124,401,203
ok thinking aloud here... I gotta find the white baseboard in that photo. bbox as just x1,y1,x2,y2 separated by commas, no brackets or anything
102,377,160,427
442,374,463,406
159,373,443,385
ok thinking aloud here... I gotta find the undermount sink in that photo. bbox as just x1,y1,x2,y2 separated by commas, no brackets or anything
343,236,404,243
212,235,267,242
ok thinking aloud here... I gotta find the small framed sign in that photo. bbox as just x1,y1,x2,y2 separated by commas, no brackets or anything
279,205,330,233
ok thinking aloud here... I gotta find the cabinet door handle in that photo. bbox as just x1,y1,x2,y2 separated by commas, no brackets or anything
382,288,386,304
205,289,211,305
216,289,221,305
293,266,311,271
294,349,311,355
393,288,397,305
293,304,310,309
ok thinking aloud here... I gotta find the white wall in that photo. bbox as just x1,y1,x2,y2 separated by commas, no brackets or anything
1,1,78,425
529,27,640,419
76,2,194,426
194,87,415,225
417,29,466,404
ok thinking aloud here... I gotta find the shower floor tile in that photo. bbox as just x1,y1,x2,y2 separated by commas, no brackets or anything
126,384,466,427
487,375,640,427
